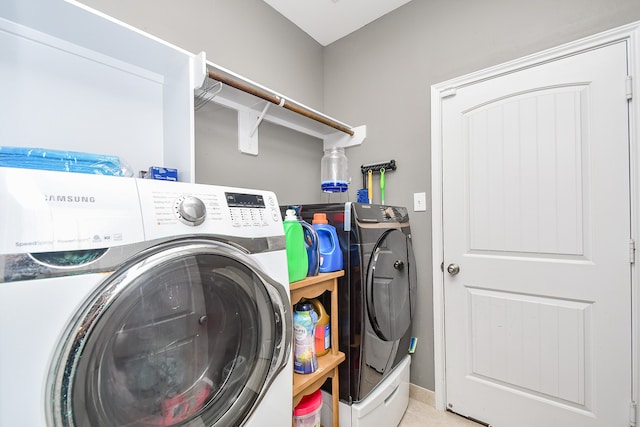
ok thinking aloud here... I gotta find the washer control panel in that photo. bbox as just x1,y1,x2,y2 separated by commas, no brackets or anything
225,191,280,227
137,179,283,240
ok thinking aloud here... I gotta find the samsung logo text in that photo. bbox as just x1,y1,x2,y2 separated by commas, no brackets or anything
45,195,96,203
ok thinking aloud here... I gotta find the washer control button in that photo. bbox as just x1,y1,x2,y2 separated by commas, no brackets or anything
175,196,206,226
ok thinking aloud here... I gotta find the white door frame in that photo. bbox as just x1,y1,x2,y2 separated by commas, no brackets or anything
431,21,640,417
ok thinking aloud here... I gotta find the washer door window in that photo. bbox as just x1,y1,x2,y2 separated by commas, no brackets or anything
365,229,417,341
48,240,290,427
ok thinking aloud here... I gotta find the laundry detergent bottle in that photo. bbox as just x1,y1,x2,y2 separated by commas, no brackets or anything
300,220,320,276
284,209,308,283
293,302,318,374
312,213,344,273
309,298,330,356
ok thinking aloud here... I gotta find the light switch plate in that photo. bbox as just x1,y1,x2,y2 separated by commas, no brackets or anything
413,192,426,212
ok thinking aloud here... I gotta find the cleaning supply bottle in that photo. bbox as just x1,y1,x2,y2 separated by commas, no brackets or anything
320,147,349,193
312,213,344,273
293,389,322,427
293,302,318,374
309,298,330,356
300,220,320,276
284,209,308,283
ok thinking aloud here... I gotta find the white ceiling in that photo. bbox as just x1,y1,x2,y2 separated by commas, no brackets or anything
263,0,414,46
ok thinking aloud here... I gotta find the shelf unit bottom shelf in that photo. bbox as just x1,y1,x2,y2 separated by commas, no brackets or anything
293,351,345,406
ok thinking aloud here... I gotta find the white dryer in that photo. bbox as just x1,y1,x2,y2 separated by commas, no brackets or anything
0,167,292,427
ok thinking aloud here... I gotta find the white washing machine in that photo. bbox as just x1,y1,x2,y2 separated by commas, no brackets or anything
0,167,292,427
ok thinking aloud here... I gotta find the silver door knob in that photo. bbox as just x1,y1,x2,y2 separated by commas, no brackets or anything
447,264,460,275
394,260,405,270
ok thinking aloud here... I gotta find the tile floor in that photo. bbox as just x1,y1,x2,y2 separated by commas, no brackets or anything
398,386,480,427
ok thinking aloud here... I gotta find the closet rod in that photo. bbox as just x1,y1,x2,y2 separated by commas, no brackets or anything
207,70,355,137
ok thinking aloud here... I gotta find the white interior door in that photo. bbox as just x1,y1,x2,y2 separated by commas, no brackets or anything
441,41,632,426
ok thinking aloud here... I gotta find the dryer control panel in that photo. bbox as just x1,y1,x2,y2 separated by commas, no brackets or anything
354,203,410,225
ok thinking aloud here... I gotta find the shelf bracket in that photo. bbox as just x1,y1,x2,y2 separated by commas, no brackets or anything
239,98,288,155
238,109,260,155
249,102,272,137
323,125,366,150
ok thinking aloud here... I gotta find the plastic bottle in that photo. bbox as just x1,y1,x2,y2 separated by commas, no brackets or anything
320,147,349,193
309,298,330,357
284,209,309,283
312,213,344,273
293,389,322,427
293,302,318,374
300,220,320,276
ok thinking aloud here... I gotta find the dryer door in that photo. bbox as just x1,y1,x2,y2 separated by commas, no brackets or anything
48,239,291,427
365,229,417,341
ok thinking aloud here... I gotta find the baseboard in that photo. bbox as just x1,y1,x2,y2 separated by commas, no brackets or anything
408,384,435,407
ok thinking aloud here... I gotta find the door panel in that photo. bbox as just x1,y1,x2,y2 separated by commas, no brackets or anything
468,86,587,256
468,288,589,406
442,41,631,426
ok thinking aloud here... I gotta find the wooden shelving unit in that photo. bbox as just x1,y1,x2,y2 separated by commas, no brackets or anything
290,270,345,427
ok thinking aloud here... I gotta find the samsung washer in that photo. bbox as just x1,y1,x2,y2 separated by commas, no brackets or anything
0,167,292,427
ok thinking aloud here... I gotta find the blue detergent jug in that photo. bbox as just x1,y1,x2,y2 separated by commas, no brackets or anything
300,220,320,276
312,213,343,273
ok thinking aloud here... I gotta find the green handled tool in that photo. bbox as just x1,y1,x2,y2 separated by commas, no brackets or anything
380,168,385,205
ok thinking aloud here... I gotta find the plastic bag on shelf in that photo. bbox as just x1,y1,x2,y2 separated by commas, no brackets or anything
0,146,134,177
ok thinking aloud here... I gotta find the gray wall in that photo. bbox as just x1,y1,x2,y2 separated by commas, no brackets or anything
80,0,329,202
324,0,640,391
80,0,323,108
81,0,640,392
